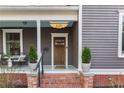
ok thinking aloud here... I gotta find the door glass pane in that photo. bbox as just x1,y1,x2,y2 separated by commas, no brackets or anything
6,33,20,55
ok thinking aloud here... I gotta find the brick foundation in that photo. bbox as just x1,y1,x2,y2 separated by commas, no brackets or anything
27,73,38,88
80,72,94,88
93,75,124,88
26,72,124,88
0,73,27,88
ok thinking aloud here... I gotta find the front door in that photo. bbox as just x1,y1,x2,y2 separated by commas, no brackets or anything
54,37,66,68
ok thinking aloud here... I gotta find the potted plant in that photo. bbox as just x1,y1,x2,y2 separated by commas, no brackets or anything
82,47,91,72
28,46,38,69
2,53,12,67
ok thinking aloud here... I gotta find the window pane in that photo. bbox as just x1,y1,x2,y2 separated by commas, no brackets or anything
6,33,20,55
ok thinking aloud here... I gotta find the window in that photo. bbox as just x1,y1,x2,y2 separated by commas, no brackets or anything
3,29,23,55
6,33,20,55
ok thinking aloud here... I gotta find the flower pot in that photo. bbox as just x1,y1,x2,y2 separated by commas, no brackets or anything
29,62,37,70
82,63,91,72
8,58,12,67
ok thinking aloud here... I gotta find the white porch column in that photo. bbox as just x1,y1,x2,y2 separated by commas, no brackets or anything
37,20,41,61
78,5,83,71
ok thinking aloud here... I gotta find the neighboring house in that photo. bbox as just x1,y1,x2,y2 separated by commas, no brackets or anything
1,5,124,88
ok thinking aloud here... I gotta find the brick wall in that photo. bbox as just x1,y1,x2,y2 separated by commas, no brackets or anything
27,74,37,88
93,75,124,88
80,72,94,88
0,73,27,88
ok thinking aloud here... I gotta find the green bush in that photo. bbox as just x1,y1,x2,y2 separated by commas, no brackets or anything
82,47,91,64
28,46,38,63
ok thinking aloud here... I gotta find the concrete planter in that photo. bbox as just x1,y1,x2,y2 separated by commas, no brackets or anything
82,63,91,72
8,58,12,67
29,63,37,70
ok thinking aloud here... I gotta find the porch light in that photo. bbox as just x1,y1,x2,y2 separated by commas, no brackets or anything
49,21,68,29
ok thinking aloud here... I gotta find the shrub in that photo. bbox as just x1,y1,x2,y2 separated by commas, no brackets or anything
82,47,91,63
28,46,38,63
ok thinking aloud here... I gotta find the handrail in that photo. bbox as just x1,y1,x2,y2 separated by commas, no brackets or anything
34,48,48,87
34,53,44,87
34,53,43,71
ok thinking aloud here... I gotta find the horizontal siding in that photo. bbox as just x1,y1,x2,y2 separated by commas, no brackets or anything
82,5,124,69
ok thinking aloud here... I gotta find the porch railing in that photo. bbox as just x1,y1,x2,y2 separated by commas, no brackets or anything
34,48,48,87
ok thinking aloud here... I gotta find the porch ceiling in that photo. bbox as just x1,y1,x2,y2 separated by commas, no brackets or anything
0,21,73,28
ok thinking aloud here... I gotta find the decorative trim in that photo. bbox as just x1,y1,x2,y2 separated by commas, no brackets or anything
2,29,23,55
51,33,68,69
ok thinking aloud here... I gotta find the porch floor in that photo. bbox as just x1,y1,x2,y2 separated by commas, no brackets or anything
0,65,78,73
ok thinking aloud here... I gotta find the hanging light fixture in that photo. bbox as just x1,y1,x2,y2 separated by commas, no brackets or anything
49,21,68,29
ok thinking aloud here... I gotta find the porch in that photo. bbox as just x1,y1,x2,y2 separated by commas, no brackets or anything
0,6,83,72
0,20,80,71
0,65,78,73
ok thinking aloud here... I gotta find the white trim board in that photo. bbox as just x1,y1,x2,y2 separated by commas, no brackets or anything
2,29,23,55
78,5,83,71
90,69,124,75
51,33,68,69
118,11,124,57
0,10,78,21
0,6,79,11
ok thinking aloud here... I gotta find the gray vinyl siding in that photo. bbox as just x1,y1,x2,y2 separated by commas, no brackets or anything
82,5,124,69
23,28,37,54
72,22,78,67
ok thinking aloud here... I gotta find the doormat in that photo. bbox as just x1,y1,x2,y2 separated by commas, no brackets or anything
55,66,65,69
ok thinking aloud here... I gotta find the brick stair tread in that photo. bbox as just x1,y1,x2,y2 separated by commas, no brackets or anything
41,77,80,80
41,74,80,78
41,79,81,84
41,84,82,88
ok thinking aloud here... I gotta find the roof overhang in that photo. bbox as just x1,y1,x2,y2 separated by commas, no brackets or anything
0,5,78,21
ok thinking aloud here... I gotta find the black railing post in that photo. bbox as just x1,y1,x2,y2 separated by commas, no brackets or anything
38,59,41,87
41,54,44,75
34,48,49,87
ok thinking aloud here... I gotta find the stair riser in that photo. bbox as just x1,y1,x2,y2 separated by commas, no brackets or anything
40,73,82,88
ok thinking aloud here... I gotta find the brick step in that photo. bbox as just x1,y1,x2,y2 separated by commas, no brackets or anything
41,73,80,78
41,84,82,88
41,76,80,80
39,73,82,88
41,78,81,84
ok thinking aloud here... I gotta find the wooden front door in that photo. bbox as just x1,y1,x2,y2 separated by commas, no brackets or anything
54,37,66,66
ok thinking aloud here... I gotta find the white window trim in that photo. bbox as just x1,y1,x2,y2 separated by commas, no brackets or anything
51,33,68,69
118,11,124,57
2,29,23,55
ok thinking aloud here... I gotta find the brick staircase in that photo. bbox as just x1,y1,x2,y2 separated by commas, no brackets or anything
40,73,82,88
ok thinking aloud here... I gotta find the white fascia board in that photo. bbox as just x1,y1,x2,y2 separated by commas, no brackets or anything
0,6,79,11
